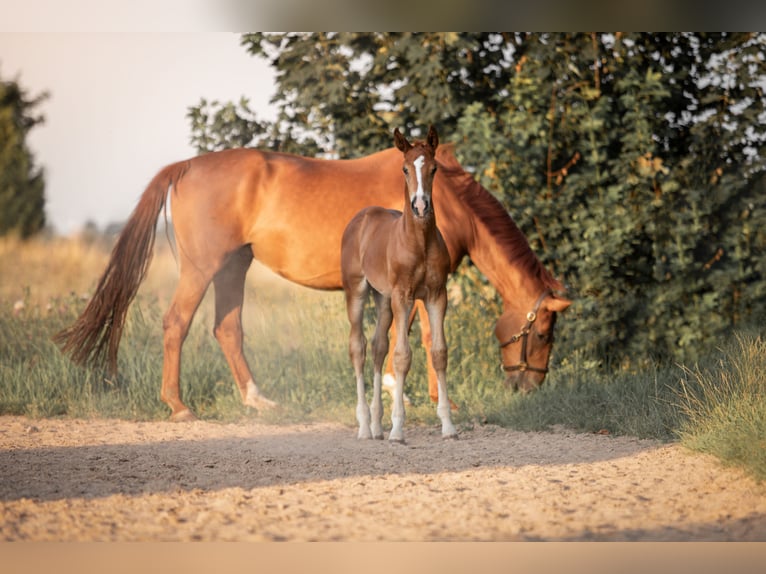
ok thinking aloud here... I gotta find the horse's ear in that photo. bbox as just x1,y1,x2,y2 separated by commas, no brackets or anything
427,125,439,151
394,128,411,152
544,295,572,314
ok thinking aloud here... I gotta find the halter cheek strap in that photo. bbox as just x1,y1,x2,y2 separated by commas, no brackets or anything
499,289,553,374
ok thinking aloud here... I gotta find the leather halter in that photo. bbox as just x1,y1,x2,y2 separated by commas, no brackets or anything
499,289,553,375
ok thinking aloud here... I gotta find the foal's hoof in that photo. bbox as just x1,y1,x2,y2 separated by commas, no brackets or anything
442,433,459,441
169,409,197,423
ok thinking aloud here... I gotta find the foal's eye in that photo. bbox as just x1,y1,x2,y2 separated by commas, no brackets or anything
403,167,409,175
431,165,438,175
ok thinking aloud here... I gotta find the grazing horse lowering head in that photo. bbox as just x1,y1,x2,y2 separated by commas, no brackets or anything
496,290,571,392
394,125,439,219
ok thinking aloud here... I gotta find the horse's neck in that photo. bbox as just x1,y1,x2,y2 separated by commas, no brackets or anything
401,206,437,247
443,190,544,307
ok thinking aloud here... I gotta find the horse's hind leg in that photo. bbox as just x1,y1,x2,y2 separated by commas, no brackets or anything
345,279,371,439
370,290,393,440
161,269,211,421
213,245,276,412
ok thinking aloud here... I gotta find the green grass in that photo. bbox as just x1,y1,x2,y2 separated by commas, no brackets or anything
676,332,766,482
2,238,765,482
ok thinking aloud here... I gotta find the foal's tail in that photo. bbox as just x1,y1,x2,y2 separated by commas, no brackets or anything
54,160,190,374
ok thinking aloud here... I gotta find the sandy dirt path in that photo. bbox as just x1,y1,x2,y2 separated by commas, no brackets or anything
1,415,764,541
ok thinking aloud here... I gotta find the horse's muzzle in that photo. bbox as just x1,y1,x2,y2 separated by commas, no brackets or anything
503,370,545,393
411,196,431,217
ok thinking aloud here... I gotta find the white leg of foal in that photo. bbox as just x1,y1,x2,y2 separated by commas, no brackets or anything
436,374,457,439
370,371,384,439
389,374,406,443
356,374,372,439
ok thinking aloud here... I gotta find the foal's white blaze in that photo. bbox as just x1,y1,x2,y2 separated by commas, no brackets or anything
412,154,428,215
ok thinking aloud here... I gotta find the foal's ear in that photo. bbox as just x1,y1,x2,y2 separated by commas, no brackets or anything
394,128,411,152
427,125,439,151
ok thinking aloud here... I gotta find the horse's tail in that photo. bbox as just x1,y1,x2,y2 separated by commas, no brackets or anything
54,160,190,374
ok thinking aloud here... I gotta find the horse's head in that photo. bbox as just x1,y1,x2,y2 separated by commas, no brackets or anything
494,290,571,392
394,125,439,219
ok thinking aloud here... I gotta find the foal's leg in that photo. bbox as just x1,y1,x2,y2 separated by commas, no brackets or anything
213,246,276,412
426,291,457,438
382,310,413,406
417,302,458,411
345,280,371,439
161,268,211,421
370,290,393,440
389,291,414,443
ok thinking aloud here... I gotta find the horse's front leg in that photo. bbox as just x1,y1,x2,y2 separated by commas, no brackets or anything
389,292,413,443
426,291,457,439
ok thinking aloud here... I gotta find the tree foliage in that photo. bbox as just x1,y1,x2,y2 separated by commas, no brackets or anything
187,32,766,366
0,71,47,238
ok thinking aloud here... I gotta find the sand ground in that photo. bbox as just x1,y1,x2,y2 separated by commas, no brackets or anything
1,415,765,541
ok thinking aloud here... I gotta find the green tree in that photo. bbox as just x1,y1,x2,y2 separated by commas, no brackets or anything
0,71,47,238
187,33,766,366
189,33,517,156
456,33,766,364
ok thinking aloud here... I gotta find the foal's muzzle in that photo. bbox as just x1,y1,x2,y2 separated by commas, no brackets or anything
411,196,431,217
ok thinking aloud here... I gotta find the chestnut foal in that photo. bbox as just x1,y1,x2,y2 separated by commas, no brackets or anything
341,126,455,442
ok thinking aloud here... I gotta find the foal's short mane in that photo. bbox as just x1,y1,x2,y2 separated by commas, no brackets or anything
436,144,563,292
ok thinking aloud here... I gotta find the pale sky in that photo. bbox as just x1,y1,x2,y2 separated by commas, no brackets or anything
0,32,276,234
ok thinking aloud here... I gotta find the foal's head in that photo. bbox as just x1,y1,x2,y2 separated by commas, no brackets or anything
394,126,439,219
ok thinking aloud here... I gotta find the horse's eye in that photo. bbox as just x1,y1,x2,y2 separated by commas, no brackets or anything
431,165,438,175
403,167,409,175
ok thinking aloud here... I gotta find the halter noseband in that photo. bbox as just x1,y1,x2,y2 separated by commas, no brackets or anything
499,289,553,375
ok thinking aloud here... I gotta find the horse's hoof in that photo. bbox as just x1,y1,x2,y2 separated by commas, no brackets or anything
388,436,405,445
442,433,459,440
246,396,278,411
170,409,197,422
245,381,278,411
373,433,384,440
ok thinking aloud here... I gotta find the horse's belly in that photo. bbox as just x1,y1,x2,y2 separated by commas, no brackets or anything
250,229,345,290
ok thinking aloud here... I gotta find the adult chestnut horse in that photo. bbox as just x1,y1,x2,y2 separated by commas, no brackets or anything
55,140,571,421
342,126,454,442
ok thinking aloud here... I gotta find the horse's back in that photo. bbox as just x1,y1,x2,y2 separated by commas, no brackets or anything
170,147,405,288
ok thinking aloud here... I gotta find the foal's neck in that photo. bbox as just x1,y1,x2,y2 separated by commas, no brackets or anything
401,188,437,246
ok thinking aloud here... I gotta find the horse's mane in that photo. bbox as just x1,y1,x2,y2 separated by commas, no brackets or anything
436,144,563,292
